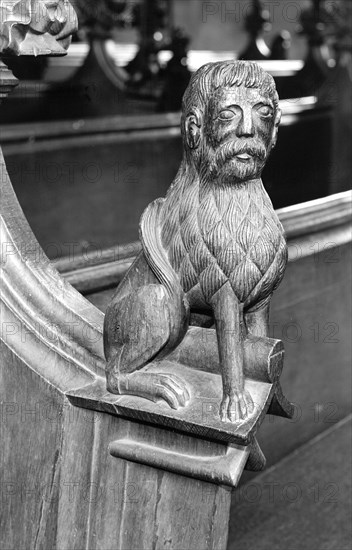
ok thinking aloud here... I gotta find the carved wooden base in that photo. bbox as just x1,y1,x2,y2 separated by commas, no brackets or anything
68,354,293,484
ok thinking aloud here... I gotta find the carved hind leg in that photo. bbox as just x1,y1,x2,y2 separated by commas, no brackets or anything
245,299,294,419
104,283,190,409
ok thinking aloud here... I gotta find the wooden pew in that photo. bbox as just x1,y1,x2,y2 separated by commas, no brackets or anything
2,6,349,547
1,92,350,548
2,145,350,547
0,97,333,260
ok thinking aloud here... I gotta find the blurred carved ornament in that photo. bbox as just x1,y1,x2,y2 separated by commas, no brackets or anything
0,0,77,55
74,0,140,37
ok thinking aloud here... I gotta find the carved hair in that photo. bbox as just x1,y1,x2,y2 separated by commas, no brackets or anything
161,60,281,258
181,61,279,149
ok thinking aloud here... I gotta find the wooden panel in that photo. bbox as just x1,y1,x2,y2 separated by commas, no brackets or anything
55,404,97,550
228,415,352,550
56,405,232,550
81,415,232,550
0,343,64,549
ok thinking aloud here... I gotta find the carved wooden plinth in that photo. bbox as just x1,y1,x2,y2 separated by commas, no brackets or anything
68,353,293,486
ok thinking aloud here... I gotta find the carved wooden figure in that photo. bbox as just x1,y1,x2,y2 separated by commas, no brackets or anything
104,60,292,427
0,0,77,56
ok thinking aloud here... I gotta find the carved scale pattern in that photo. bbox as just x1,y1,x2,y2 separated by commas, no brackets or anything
162,178,287,311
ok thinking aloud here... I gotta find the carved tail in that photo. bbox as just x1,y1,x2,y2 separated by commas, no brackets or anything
139,198,190,351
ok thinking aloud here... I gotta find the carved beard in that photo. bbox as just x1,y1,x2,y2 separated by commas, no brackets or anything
206,139,267,184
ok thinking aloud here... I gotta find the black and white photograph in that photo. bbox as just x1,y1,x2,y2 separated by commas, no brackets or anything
0,1,351,549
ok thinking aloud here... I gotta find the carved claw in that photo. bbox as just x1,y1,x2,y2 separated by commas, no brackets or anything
108,369,191,410
150,372,191,409
220,389,254,423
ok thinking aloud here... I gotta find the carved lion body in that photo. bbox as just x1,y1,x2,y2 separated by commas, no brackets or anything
105,60,289,423
160,170,287,313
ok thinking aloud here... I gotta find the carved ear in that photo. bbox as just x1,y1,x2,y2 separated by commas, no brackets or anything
185,109,202,150
271,109,282,150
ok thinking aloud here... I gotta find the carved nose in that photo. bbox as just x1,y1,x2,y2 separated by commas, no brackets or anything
237,111,254,137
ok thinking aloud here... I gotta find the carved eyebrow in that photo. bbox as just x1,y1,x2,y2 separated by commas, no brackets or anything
217,104,242,112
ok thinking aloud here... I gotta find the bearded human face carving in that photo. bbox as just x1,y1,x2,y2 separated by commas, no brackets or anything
205,85,281,183
183,62,282,186
0,0,78,55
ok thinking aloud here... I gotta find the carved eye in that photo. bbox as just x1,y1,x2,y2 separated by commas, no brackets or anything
218,109,236,121
257,105,273,118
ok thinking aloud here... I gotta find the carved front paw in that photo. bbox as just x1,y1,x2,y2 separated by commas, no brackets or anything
150,372,191,410
109,369,191,410
220,389,254,423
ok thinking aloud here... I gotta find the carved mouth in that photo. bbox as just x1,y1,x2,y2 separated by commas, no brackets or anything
235,153,252,162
